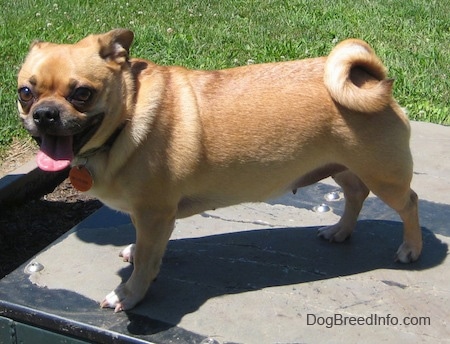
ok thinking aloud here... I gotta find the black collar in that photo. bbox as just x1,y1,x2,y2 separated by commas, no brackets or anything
76,122,126,159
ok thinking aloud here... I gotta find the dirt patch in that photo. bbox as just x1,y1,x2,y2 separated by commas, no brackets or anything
0,140,102,278
0,138,37,178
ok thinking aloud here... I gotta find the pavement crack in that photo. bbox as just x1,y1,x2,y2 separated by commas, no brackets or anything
200,211,279,227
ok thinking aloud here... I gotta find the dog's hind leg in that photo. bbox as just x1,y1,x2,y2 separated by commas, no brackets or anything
393,188,421,263
318,166,422,262
363,177,421,263
318,170,370,242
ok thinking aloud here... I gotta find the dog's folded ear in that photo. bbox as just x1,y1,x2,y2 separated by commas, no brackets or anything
29,39,44,50
97,29,134,65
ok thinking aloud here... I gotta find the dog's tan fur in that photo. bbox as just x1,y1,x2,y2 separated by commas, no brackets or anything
17,29,421,312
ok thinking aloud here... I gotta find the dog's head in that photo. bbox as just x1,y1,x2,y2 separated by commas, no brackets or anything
17,29,134,171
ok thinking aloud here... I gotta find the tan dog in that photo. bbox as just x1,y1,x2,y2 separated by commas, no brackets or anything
17,29,422,312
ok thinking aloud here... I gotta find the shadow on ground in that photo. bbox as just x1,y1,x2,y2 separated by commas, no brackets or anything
73,210,447,332
129,221,446,331
1,217,447,341
72,182,449,334
1,183,448,341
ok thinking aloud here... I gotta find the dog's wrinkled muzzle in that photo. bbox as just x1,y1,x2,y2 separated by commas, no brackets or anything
32,111,104,172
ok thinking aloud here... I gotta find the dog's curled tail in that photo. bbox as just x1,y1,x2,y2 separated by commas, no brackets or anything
324,39,393,113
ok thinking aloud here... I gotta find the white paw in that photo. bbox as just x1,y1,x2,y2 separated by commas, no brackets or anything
395,241,421,263
100,289,123,313
317,224,351,242
119,244,136,263
100,283,143,312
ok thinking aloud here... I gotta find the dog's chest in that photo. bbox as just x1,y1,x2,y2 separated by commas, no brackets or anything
82,178,133,214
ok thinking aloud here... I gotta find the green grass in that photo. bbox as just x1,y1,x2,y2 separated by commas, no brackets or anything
1,0,449,153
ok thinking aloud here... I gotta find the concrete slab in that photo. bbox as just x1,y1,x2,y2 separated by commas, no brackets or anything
1,121,449,343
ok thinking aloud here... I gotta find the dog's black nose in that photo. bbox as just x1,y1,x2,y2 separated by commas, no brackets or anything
33,106,60,127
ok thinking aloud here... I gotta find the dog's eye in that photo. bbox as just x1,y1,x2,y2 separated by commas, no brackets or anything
72,87,93,103
18,87,34,103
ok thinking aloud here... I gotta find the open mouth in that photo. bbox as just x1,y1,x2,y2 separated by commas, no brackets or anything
35,114,104,172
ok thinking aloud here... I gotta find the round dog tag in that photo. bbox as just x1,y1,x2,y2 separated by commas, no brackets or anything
69,166,93,192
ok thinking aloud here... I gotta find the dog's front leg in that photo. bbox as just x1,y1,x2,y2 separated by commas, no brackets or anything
101,208,176,312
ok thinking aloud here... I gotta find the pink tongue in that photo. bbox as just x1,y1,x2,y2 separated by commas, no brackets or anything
36,136,74,172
